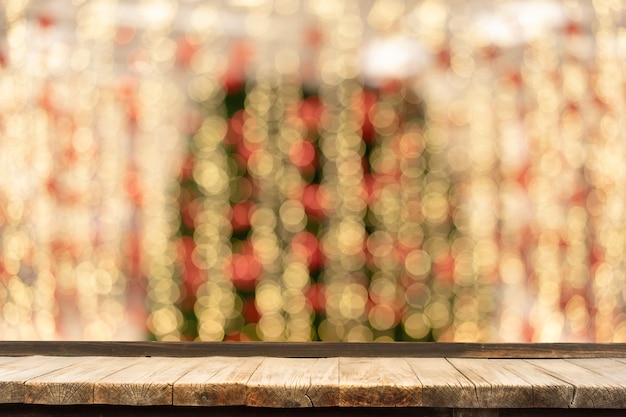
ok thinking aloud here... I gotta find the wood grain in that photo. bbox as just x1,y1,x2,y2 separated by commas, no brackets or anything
526,359,626,408
0,356,24,365
173,356,263,406
339,357,421,407
246,357,339,407
0,356,86,403
406,357,479,408
447,359,533,408
25,356,139,405
488,359,574,407
2,353,626,410
94,357,199,406
565,359,626,405
566,358,626,385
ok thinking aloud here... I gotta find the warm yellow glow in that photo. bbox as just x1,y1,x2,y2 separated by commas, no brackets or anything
1,1,625,342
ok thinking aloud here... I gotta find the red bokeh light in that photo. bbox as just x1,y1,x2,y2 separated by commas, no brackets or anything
288,140,316,168
231,201,254,231
291,231,324,270
226,242,262,291
302,184,329,218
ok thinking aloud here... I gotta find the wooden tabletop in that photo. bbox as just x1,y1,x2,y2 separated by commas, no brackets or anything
1,354,626,409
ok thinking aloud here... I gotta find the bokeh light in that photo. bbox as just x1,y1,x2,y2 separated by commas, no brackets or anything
1,0,625,342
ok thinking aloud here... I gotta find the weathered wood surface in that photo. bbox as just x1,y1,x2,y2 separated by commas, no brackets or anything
247,357,339,407
406,358,478,408
488,359,574,408
526,359,626,408
25,356,139,405
0,356,87,403
447,358,534,408
339,357,421,407
174,356,263,406
94,357,200,406
2,341,626,358
1,354,626,409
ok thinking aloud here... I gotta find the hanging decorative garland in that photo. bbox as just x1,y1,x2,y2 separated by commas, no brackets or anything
1,0,625,342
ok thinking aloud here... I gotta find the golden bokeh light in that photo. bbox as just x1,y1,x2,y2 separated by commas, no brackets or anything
1,0,625,342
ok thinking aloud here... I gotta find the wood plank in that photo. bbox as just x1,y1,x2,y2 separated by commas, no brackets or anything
526,359,626,408
447,358,533,408
405,357,479,408
612,358,626,366
94,357,200,406
565,358,626,405
0,356,25,365
3,342,626,358
246,357,338,407
25,356,140,405
173,356,263,406
339,357,421,407
0,356,87,403
488,359,574,407
3,354,626,411
566,358,626,386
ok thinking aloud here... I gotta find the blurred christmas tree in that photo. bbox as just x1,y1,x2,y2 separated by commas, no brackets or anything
167,77,446,342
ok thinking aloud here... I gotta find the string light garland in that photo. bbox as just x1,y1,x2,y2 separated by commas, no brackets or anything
588,0,625,342
0,0,37,340
1,0,625,342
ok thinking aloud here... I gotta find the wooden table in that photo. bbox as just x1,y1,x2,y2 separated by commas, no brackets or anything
1,342,626,416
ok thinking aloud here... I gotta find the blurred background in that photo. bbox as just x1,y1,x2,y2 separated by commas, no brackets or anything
0,0,625,342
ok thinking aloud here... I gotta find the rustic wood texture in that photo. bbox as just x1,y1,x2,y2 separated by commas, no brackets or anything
0,356,24,365
94,357,199,406
447,359,534,408
566,358,626,386
565,359,626,404
2,341,626,358
2,352,626,410
0,356,86,403
246,357,339,407
406,357,479,408
488,359,574,407
339,357,421,407
25,356,139,405
173,356,263,406
526,359,626,408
